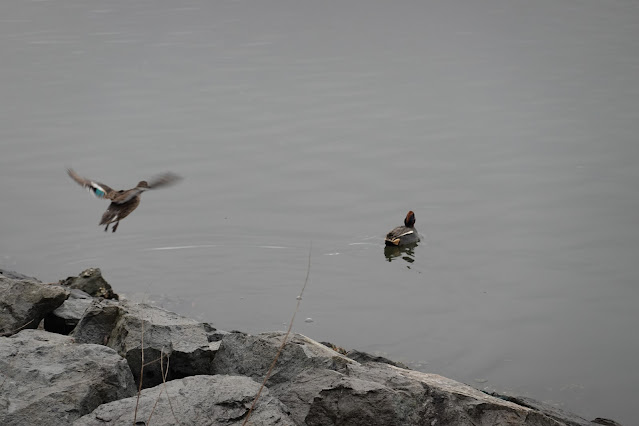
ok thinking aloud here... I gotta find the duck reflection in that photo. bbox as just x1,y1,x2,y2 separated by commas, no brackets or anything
384,242,417,265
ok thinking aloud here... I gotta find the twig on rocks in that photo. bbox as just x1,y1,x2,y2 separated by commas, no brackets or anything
161,351,180,425
241,242,312,426
133,319,145,425
0,319,35,337
147,350,180,426
146,350,164,425
142,357,166,368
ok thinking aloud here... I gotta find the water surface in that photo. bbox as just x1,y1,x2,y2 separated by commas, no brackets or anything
1,1,638,423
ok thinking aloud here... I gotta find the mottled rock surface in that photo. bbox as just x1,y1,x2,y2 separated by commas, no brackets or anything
0,330,136,426
58,267,117,299
345,348,410,369
74,375,295,426
212,331,600,426
490,392,623,426
70,299,121,345
72,299,219,388
0,275,68,336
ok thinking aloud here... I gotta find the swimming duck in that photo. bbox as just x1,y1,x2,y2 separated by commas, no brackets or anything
385,211,420,246
67,168,181,232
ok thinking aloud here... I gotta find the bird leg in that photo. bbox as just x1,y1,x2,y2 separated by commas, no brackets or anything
104,223,109,232
112,221,119,233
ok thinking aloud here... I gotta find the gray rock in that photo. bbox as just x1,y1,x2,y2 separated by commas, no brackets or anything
69,288,93,299
345,348,410,369
70,299,121,345
0,329,136,426
110,302,219,389
591,418,623,426
213,331,355,384
72,300,220,388
0,269,40,281
336,362,569,426
1,269,619,425
488,392,601,426
44,297,93,335
321,342,411,369
58,268,118,300
74,375,295,426
213,331,588,426
0,275,68,336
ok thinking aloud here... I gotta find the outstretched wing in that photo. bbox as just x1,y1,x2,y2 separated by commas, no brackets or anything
67,168,115,199
147,172,182,189
111,172,182,204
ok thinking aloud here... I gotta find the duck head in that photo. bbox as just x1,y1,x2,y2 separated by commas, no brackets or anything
404,211,416,228
136,180,150,189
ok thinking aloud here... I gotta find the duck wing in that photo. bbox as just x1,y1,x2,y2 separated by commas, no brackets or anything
386,226,414,240
147,172,182,189
112,172,182,204
67,168,115,199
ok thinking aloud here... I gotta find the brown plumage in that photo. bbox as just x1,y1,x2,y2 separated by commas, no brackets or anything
67,168,181,232
385,211,420,246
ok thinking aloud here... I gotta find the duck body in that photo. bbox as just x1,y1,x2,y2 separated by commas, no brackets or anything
67,168,181,233
99,193,142,233
385,211,420,246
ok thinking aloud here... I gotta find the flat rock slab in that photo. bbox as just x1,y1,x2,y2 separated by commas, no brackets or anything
0,275,68,336
74,375,296,426
0,329,136,426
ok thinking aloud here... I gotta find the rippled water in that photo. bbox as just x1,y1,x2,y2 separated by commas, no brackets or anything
2,1,638,423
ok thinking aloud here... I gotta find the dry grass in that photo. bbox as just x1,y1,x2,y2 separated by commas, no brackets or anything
241,242,312,426
133,319,145,424
0,318,35,337
130,317,182,426
146,349,180,425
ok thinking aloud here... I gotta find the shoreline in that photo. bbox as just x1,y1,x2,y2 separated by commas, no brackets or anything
0,267,621,425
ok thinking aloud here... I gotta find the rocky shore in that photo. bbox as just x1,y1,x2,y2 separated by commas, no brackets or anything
0,268,622,426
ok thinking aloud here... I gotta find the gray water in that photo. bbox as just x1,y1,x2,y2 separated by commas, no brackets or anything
2,1,638,423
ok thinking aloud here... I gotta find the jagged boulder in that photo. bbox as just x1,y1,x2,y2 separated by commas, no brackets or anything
74,375,296,426
70,299,122,345
108,301,221,388
0,329,136,426
58,268,117,300
72,299,222,388
0,275,68,336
